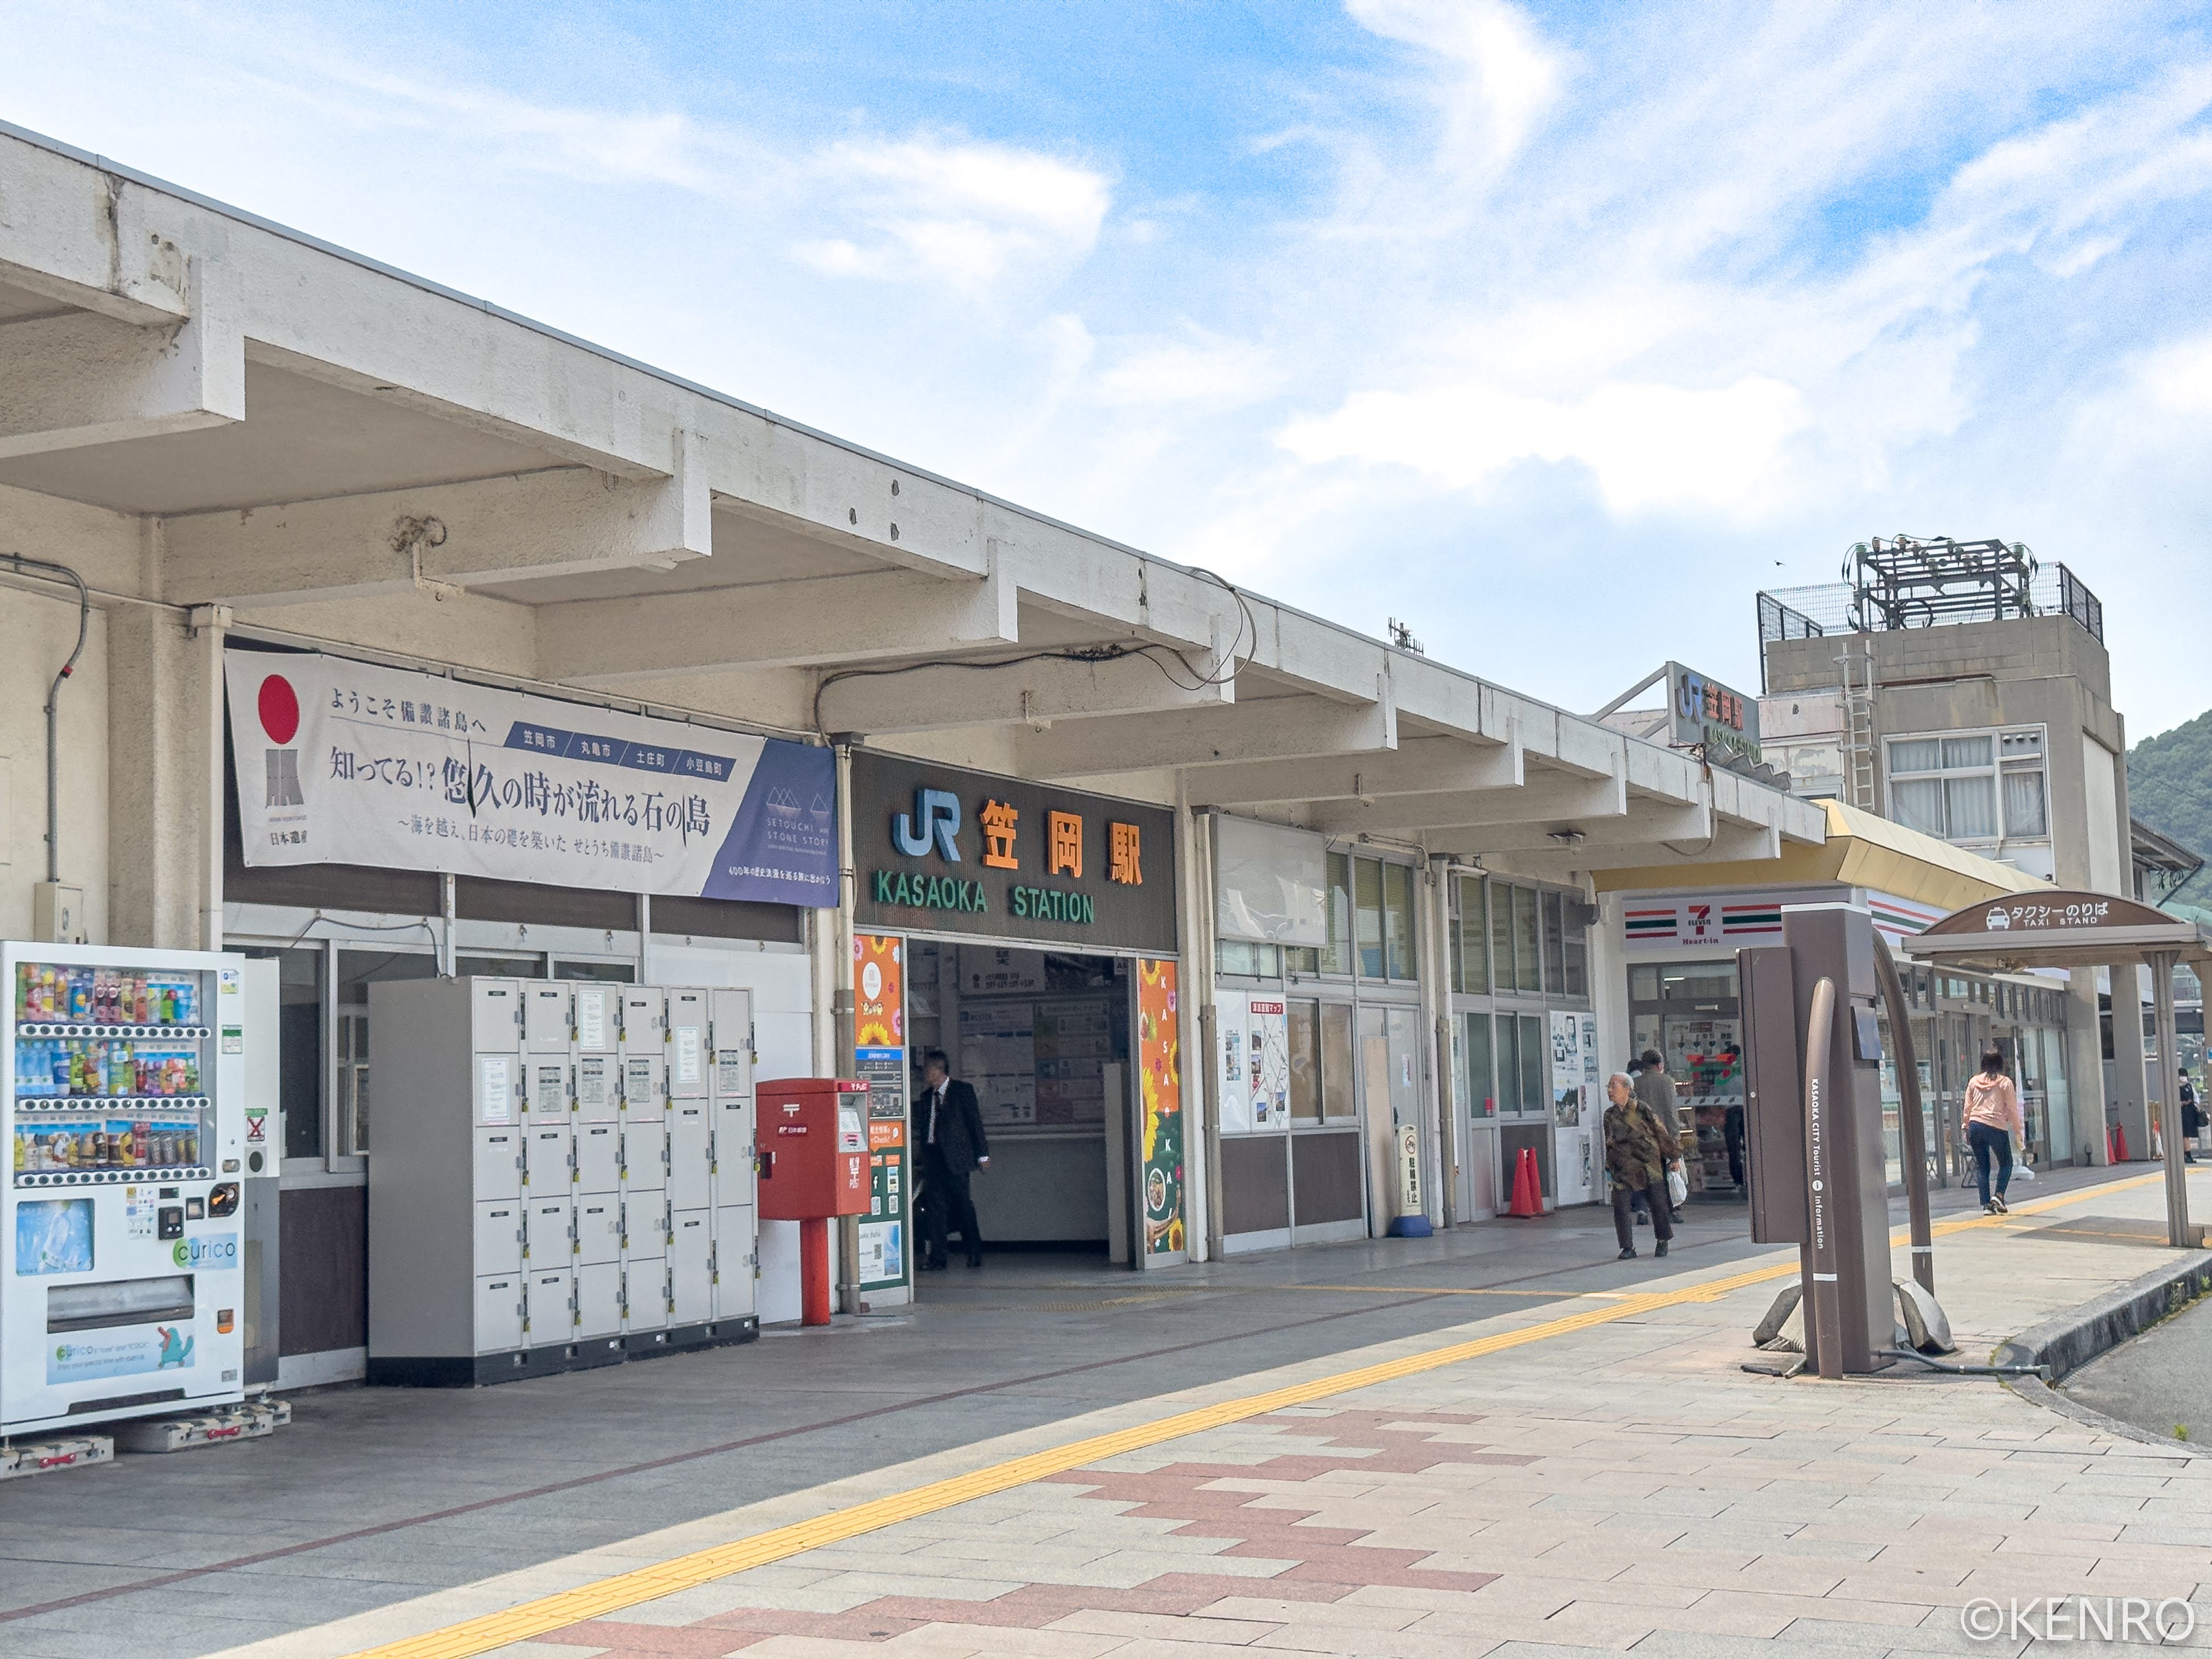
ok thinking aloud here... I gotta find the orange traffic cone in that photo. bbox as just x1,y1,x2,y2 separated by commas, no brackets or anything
1508,1148,1542,1217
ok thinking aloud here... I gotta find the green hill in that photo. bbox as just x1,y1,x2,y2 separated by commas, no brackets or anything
2129,706,2212,905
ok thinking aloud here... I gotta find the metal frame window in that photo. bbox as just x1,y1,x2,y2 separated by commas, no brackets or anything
1886,725,2049,845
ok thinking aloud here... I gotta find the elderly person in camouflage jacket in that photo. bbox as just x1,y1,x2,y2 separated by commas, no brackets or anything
1604,1073,1682,1261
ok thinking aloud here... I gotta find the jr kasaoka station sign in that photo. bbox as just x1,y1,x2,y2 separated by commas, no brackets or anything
227,651,837,904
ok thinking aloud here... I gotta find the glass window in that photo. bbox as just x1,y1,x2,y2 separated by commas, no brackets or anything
1320,1001,1357,1120
1542,891,1565,996
1454,877,1489,995
1288,1000,1322,1122
1217,941,1280,978
1323,852,1353,975
1355,856,1386,978
1495,1014,1520,1113
1564,904,1588,998
1513,885,1540,992
551,958,636,982
1518,1013,1546,1115
336,950,440,1158
1942,735,1993,769
1383,862,1416,980
1889,738,1942,772
1491,879,1517,991
1630,964,1660,1001
1944,775,1997,838
1463,1012,1494,1119
1284,946,1320,975
457,952,542,978
238,946,324,1163
2004,769,2048,837
1892,777,1944,836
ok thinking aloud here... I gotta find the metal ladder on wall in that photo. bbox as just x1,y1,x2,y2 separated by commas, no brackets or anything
1838,635,1878,811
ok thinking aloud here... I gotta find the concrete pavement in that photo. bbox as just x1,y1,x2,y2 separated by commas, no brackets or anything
154,1164,2212,1659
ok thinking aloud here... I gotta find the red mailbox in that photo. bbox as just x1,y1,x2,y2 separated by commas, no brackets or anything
756,1078,870,1325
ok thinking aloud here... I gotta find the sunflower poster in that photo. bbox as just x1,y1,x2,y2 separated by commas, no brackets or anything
853,934,904,1048
1137,957,1186,1256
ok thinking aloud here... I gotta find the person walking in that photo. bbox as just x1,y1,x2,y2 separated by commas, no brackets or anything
2180,1068,2201,1165
1963,1047,2023,1215
914,1048,989,1269
1603,1073,1681,1261
1633,1049,1686,1221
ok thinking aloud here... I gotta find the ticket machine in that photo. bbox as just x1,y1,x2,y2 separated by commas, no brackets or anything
756,1078,868,1325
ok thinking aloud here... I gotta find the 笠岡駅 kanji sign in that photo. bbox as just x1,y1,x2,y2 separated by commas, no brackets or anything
225,649,837,905
850,751,1177,952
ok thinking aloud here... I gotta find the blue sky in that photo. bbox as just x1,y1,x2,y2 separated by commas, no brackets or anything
6,0,2211,733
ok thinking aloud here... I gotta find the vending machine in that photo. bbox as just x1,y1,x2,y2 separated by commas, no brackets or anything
3,943,251,1435
367,978,758,1385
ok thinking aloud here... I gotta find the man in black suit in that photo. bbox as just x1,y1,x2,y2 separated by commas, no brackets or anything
915,1048,989,1269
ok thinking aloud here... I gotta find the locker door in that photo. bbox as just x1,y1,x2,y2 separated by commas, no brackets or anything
473,1199,524,1276
623,1256,667,1330
625,1189,669,1250
474,1053,520,1126
527,1058,572,1117
713,1204,756,1319
669,1210,712,1324
524,983,572,1052
575,1120,621,1192
573,984,618,1055
713,1094,755,1211
576,1054,615,1116
473,1274,524,1353
524,1196,574,1263
709,988,753,1099
524,1268,574,1344
669,1103,712,1211
668,989,709,1099
470,979,522,1052
623,1120,668,1194
524,1123,574,1190
473,1128,523,1201
575,1261,623,1338
619,988,663,1052
621,1053,665,1122
574,1194,622,1264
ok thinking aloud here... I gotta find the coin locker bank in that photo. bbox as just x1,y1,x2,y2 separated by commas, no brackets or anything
4,943,258,1434
366,978,757,1384
848,751,1187,1289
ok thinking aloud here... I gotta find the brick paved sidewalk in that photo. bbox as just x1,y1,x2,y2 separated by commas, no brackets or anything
228,1171,2212,1659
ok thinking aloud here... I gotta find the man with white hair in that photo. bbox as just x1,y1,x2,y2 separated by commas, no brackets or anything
1604,1073,1681,1261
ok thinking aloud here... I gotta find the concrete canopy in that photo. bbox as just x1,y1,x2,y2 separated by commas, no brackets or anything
0,118,1825,872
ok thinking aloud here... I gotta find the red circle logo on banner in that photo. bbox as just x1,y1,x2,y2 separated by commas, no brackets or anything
258,675,301,744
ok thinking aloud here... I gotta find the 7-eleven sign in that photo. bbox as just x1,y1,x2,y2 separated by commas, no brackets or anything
1683,903,1716,943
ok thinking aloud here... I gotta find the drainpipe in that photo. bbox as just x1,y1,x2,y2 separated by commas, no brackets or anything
3,555,90,888
1426,855,1457,1229
188,603,232,951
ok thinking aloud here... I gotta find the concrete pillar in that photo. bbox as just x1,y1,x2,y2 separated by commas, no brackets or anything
2066,968,2112,1164
1175,788,1213,1262
107,603,221,950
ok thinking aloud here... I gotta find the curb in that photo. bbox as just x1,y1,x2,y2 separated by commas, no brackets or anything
1994,1249,2212,1455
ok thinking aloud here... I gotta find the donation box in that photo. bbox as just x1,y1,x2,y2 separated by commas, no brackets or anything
755,1079,870,1221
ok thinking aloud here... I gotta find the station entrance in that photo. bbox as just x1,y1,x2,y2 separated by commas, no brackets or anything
905,941,1141,1266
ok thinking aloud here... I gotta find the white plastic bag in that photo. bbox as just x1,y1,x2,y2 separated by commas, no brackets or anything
1667,1164,1689,1206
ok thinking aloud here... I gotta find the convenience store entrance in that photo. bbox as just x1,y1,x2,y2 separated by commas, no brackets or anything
905,941,1142,1263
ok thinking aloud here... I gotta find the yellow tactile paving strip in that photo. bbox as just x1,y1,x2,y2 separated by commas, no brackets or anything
351,1173,2163,1659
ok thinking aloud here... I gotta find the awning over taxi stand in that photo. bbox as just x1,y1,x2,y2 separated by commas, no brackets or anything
1900,893,2212,1248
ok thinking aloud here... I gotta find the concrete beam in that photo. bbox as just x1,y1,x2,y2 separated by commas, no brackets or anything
0,151,196,324
1187,733,1521,806
538,564,1017,684
1018,682,1396,780
0,259,242,458
1475,819,1782,876
819,646,1232,737
1417,797,1714,855
1306,755,1626,835
162,458,714,607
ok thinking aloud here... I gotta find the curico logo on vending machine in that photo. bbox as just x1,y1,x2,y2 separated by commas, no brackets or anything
173,1232,239,1271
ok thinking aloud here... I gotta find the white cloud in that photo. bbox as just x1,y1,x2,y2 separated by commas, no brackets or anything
1094,332,1285,411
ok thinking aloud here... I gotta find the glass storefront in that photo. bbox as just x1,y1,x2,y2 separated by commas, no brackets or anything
1627,963,1742,1194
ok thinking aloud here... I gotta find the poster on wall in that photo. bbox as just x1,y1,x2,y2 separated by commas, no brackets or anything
1216,991,1250,1133
1550,1011,1585,1125
1138,959,1185,1256
227,650,836,905
852,934,909,1295
1248,999,1288,1127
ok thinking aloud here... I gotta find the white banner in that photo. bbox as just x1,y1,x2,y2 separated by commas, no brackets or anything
227,651,836,905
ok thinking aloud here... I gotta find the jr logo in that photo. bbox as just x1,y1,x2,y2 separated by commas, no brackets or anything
893,788,962,861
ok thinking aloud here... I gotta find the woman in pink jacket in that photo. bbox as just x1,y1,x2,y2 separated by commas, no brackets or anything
1964,1047,2024,1215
